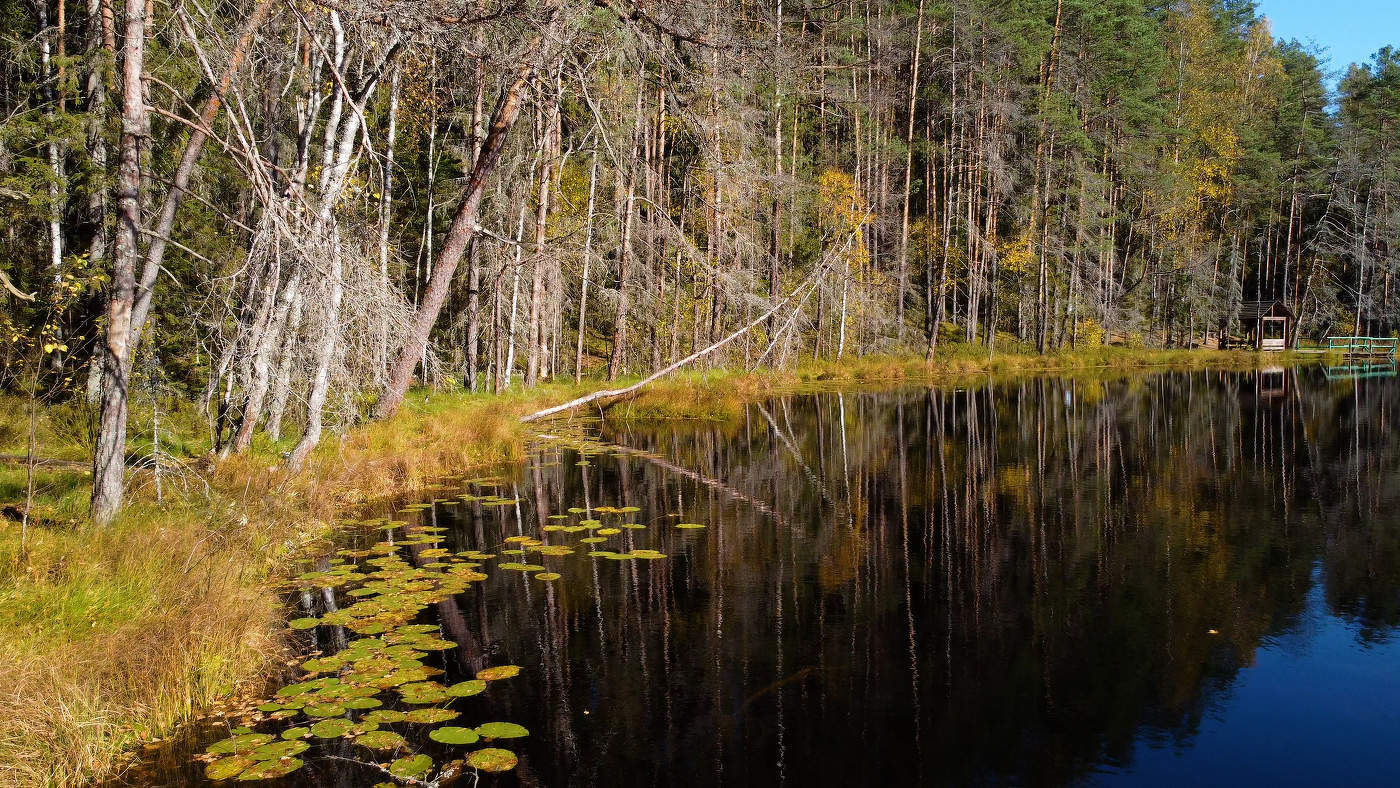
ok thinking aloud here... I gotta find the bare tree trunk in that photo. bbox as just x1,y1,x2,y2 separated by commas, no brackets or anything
608,80,645,381
574,153,598,382
377,62,400,383
288,242,344,471
126,0,278,354
897,0,925,344
265,287,303,441
526,80,559,387
91,0,145,525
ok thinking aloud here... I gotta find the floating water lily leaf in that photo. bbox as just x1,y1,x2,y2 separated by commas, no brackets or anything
275,681,317,698
207,733,274,755
676,523,707,529
622,523,648,530
343,697,382,710
579,519,602,527
466,748,518,772
474,722,529,739
428,726,479,745
310,718,353,738
567,507,586,513
287,617,319,631
256,702,281,712
629,550,667,559
445,680,486,698
299,657,341,673
404,707,460,724
597,527,621,536
617,506,641,513
587,551,619,558
204,756,255,781
501,549,525,556
249,740,309,760
498,563,546,572
302,703,346,718
476,665,522,681
579,537,607,544
280,727,310,741
355,730,407,751
535,572,562,581
388,754,434,779
363,709,406,724
236,757,303,780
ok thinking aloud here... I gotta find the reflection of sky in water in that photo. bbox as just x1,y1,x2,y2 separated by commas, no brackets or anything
1095,563,1400,786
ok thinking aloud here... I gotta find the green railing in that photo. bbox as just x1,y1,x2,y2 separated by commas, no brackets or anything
1327,336,1400,356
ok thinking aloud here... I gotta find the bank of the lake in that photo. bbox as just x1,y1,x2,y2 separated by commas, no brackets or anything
0,345,1316,786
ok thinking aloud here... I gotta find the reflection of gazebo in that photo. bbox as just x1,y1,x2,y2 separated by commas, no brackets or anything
1222,300,1295,351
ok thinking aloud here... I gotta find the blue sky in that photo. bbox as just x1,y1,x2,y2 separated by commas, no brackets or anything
1255,0,1397,79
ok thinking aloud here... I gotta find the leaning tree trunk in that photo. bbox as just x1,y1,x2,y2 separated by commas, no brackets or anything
378,27,553,419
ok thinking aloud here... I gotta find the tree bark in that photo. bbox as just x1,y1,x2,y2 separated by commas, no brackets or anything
91,0,146,525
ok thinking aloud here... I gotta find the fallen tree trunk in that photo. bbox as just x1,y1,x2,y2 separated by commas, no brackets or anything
520,248,842,424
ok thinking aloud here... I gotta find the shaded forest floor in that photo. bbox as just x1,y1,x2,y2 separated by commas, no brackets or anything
0,344,1309,786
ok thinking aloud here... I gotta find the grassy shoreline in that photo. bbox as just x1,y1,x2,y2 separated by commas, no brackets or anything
0,346,1315,786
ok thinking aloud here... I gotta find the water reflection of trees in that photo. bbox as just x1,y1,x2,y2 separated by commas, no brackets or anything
444,369,1400,786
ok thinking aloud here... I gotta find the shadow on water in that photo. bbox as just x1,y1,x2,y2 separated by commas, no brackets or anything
127,366,1400,786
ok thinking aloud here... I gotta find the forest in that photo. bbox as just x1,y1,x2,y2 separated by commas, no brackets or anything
1,0,1397,524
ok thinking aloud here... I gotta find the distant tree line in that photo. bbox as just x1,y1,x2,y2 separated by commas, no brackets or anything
1,0,1396,521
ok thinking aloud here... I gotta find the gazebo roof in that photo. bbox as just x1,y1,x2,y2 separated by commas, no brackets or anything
1235,300,1296,321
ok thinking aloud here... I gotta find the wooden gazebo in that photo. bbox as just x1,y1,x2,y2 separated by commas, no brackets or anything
1222,300,1295,351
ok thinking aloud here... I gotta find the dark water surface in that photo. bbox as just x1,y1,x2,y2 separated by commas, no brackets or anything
146,367,1400,786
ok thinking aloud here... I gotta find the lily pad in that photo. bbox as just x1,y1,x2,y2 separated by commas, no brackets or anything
404,707,460,724
249,740,308,760
466,748,518,772
428,725,480,745
476,665,522,681
236,757,304,780
363,709,406,724
302,703,346,718
389,754,434,779
355,730,407,750
310,718,353,738
445,679,486,698
474,721,529,739
288,617,320,631
535,572,562,581
279,727,310,741
343,697,382,710
676,523,707,529
204,756,255,781
206,733,273,755
597,528,621,535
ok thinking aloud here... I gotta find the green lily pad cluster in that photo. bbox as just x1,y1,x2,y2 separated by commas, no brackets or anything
204,519,543,781
206,464,703,782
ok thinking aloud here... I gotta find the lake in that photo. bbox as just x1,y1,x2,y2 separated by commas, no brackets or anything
146,366,1400,786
